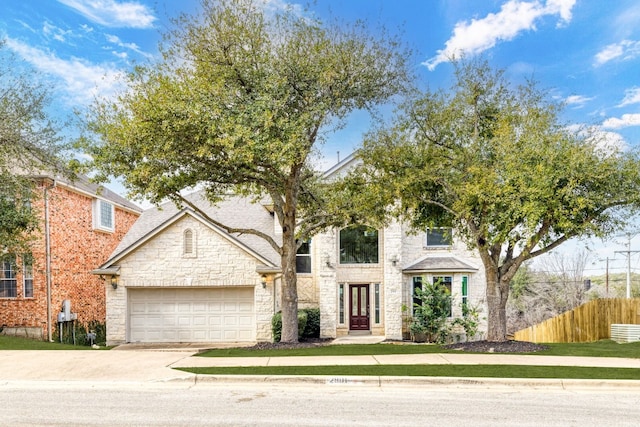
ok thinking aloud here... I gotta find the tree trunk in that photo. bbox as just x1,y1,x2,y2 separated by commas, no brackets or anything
485,267,510,342
279,204,299,343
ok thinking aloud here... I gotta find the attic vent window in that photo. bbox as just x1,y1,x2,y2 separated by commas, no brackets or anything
183,229,197,258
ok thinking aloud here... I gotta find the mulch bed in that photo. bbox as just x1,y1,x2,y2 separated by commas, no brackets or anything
442,340,548,353
247,338,548,353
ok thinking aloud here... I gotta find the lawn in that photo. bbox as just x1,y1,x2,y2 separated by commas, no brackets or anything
178,364,640,380
0,335,95,350
196,340,640,359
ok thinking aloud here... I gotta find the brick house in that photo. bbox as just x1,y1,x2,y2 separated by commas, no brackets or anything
97,156,487,345
0,174,141,341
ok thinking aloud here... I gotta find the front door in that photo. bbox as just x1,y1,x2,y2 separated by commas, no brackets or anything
349,284,370,331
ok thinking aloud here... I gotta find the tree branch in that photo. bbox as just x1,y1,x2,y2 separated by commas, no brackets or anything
175,192,283,256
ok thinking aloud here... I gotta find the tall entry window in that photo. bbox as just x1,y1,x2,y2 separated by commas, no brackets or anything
339,225,379,264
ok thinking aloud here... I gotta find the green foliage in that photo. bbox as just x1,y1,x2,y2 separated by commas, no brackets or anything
301,308,320,339
351,57,640,341
80,0,411,343
271,311,309,342
53,321,106,347
452,303,481,339
410,280,452,343
0,42,67,253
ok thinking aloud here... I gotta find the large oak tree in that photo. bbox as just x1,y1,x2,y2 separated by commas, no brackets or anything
348,59,640,342
81,0,410,342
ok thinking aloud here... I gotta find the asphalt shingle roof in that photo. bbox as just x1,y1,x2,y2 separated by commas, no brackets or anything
106,191,281,267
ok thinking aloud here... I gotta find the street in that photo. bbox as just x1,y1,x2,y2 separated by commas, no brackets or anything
2,381,640,426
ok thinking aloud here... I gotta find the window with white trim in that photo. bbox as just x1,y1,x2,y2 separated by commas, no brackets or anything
296,239,311,273
93,199,114,232
0,255,17,298
339,225,379,264
23,254,33,298
425,228,452,248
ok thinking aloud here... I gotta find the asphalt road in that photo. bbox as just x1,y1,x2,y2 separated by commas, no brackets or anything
2,381,640,426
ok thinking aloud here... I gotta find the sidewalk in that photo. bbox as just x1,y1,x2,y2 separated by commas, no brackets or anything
2,341,640,389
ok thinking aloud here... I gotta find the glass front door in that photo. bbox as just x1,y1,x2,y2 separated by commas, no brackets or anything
349,284,370,331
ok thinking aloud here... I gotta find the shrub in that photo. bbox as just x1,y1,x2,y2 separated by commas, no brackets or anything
53,320,106,346
410,280,452,343
301,308,320,339
271,310,312,342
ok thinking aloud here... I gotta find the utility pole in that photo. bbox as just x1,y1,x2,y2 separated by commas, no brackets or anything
614,233,640,298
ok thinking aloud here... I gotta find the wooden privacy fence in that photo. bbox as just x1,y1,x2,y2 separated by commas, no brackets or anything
513,298,640,343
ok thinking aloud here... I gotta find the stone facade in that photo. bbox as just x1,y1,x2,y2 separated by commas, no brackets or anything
0,177,140,340
99,177,487,344
103,213,275,345
312,220,486,341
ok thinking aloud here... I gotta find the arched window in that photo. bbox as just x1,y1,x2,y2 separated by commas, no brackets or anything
183,229,195,257
339,225,379,264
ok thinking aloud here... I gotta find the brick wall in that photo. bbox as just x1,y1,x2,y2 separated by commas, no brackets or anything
0,181,139,339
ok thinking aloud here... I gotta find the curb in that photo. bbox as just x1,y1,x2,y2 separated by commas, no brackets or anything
190,374,640,390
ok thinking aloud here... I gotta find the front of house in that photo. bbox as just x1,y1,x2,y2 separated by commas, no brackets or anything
97,158,486,345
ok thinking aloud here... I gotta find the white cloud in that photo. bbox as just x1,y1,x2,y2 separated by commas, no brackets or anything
5,37,124,106
424,0,577,70
602,113,640,129
43,22,72,43
260,0,304,16
569,124,628,155
56,0,156,28
594,39,640,66
565,95,593,108
618,87,640,107
105,33,151,58
590,129,627,154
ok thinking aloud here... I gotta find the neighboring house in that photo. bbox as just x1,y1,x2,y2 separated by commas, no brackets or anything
0,174,141,341
97,155,487,345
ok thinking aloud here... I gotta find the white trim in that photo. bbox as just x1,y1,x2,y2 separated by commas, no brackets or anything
93,199,115,232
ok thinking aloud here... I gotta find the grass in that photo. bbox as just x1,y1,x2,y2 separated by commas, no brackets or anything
178,364,640,380
190,340,640,380
197,340,640,359
0,335,95,350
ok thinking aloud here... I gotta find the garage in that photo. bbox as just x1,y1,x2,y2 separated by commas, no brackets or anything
128,287,255,343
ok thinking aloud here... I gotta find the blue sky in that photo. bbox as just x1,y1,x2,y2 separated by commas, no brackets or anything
2,0,640,276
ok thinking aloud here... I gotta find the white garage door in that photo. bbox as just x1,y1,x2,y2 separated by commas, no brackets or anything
128,287,255,343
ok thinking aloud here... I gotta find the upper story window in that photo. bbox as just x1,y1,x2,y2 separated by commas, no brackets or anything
425,227,452,248
0,255,17,298
23,254,33,298
339,225,379,264
183,229,197,258
93,199,114,232
296,239,311,273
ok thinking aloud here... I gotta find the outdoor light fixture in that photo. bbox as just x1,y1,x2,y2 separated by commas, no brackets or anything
110,275,118,290
261,274,267,288
322,252,331,267
390,255,399,266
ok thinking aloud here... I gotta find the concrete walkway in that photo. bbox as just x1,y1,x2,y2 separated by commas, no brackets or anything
2,337,640,389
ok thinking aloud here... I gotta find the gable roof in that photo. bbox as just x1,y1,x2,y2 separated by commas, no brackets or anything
100,191,281,269
403,255,479,273
323,152,358,180
32,172,142,214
